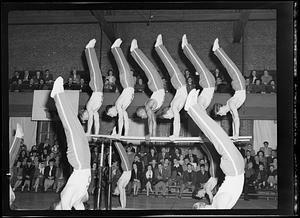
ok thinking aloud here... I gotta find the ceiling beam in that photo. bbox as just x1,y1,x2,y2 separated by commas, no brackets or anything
233,10,250,43
90,10,116,43
104,11,275,23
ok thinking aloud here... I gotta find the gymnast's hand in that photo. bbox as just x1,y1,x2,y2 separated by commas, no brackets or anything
111,127,121,140
169,135,176,142
145,135,150,142
231,135,238,141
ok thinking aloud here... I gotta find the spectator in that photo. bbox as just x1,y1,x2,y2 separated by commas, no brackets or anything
179,163,196,198
11,71,22,84
184,148,197,162
162,77,169,93
91,146,100,164
131,163,142,196
154,163,168,197
170,158,183,186
43,69,53,85
22,70,31,84
257,150,267,168
33,71,43,85
150,159,157,171
254,163,268,189
184,69,191,80
40,148,49,162
111,161,122,195
186,77,196,93
251,79,265,93
137,144,148,171
88,162,98,195
244,143,256,157
267,164,277,189
245,77,251,94
212,68,225,82
78,78,89,92
261,70,273,85
189,156,197,170
244,150,255,167
182,157,190,172
144,165,154,196
146,147,158,165
271,157,277,170
21,159,35,192
253,155,260,171
265,80,276,94
12,160,23,191
133,155,143,173
178,154,185,166
64,77,74,90
134,77,146,93
170,147,181,161
194,164,209,190
243,161,256,200
105,69,116,92
267,149,277,166
162,159,172,187
38,79,47,90
11,79,23,92
70,69,81,84
38,139,51,154
250,70,259,84
54,163,65,193
33,161,45,192
18,149,27,163
157,147,170,164
44,159,57,192
259,141,272,158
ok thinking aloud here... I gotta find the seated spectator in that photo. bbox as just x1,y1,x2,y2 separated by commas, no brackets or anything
44,158,57,192
91,146,100,164
154,163,168,197
244,150,255,166
261,70,273,85
146,147,158,165
22,78,37,91
53,163,65,193
244,143,256,157
111,161,122,194
259,141,272,158
22,70,31,84
267,149,277,166
43,69,53,85
150,159,157,171
170,147,181,161
133,155,143,173
170,158,183,186
11,79,23,92
11,71,22,84
257,150,268,168
38,139,51,154
253,155,260,171
194,164,210,190
70,69,81,84
33,71,43,85
182,157,190,172
137,144,148,171
88,162,98,195
265,80,276,93
144,165,154,196
51,141,59,155
178,154,185,166
254,163,268,189
271,157,277,170
134,77,146,93
189,156,197,170
162,159,172,187
184,69,192,80
186,76,196,93
184,148,197,162
12,160,23,191
243,161,256,200
179,163,196,198
64,77,74,90
21,159,35,192
40,148,49,162
245,77,251,94
212,68,225,82
251,79,265,93
131,163,143,196
157,147,170,164
37,79,48,90
105,69,116,92
33,161,45,192
267,164,277,189
249,70,259,84
77,78,89,92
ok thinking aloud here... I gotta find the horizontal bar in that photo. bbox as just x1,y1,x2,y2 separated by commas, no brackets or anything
89,135,252,142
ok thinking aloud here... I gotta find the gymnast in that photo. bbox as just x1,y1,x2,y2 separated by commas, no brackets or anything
130,38,165,139
9,123,24,207
212,38,246,140
51,77,91,210
185,88,244,209
80,39,104,136
154,34,188,140
182,34,216,110
106,38,135,138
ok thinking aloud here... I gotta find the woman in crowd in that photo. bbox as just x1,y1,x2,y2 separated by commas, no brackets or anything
131,163,142,196
144,165,154,196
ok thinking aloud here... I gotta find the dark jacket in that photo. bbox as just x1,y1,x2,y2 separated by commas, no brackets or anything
44,165,57,180
182,170,197,185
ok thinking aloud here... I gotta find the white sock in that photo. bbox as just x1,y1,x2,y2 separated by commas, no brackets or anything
182,34,188,49
154,34,163,47
212,38,219,52
15,123,24,138
86,39,96,49
50,77,64,98
111,38,122,48
130,39,138,52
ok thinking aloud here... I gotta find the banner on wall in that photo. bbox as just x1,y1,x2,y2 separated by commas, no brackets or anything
32,90,80,121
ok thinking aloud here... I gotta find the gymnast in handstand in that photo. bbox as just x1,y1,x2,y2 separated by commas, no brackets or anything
130,39,165,139
154,34,187,140
80,39,104,136
185,84,244,209
212,38,246,140
51,77,91,210
9,123,24,207
106,38,135,138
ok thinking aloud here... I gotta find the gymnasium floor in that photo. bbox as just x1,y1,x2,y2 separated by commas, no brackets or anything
12,191,277,210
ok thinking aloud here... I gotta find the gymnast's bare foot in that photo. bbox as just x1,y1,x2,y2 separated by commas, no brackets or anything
50,77,64,98
212,38,219,52
155,34,163,47
86,39,96,49
111,38,122,48
182,34,188,49
130,39,138,52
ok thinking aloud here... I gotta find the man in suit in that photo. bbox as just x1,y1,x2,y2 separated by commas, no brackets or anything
179,163,197,198
44,159,57,192
157,147,170,164
184,148,198,162
154,162,169,197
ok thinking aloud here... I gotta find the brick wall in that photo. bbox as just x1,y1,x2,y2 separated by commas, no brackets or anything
8,20,276,80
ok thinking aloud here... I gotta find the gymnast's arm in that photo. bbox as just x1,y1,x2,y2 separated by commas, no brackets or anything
172,101,181,138
229,101,240,140
116,105,124,137
145,100,157,137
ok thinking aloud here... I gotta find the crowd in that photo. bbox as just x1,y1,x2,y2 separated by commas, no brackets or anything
9,68,276,94
11,138,66,193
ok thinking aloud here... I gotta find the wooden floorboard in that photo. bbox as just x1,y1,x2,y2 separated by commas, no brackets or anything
11,191,277,210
